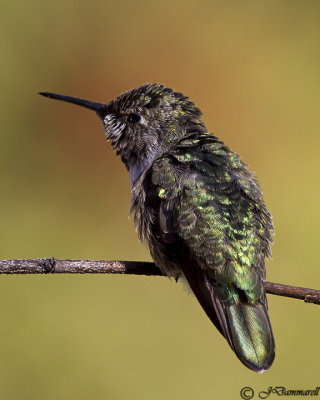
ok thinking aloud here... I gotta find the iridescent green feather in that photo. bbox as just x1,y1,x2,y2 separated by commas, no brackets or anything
147,133,274,371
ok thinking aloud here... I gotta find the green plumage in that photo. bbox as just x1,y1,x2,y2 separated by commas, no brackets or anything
40,84,275,372
132,131,274,371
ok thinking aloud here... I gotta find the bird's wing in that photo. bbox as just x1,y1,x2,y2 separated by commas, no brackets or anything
149,138,275,371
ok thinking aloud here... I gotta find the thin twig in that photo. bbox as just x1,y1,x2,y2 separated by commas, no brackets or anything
0,258,319,305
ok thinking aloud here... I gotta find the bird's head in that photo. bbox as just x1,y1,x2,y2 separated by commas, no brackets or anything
40,83,206,186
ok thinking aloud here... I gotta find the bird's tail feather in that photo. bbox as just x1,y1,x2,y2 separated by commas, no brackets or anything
223,297,275,371
181,267,275,372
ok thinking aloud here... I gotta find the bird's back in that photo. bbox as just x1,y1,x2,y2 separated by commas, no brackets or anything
131,131,275,371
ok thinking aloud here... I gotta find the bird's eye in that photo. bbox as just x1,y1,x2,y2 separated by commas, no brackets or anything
127,113,141,123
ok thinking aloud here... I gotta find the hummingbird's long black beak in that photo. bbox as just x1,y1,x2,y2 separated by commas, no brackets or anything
39,92,106,114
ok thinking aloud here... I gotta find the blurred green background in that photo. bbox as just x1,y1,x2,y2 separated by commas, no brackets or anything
1,1,320,399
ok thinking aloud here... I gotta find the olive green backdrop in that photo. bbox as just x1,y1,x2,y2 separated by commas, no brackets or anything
1,1,319,399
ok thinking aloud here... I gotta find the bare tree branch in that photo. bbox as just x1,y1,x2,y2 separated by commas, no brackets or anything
1,258,319,305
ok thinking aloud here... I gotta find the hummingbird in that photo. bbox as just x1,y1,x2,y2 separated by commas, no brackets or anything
40,84,275,372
